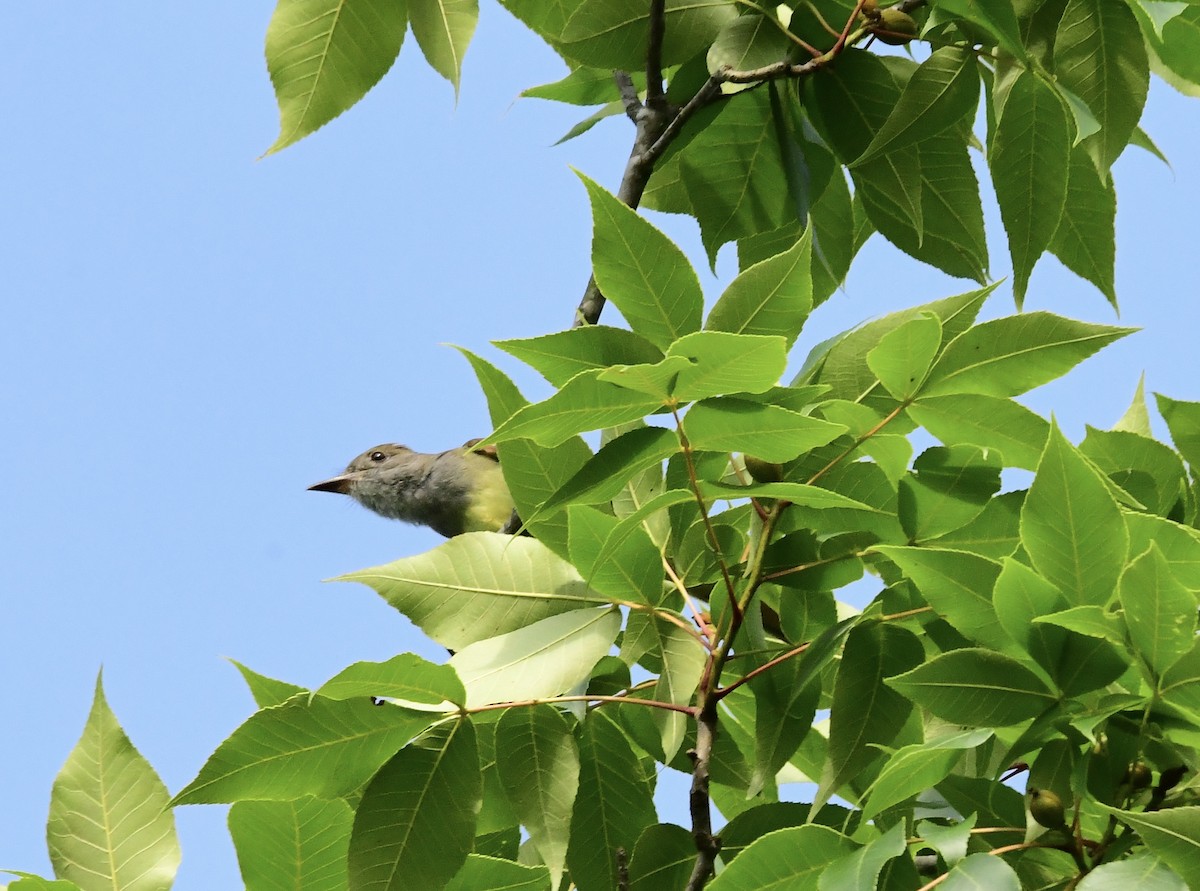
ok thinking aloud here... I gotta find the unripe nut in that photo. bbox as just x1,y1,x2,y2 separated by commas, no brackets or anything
1028,788,1067,829
874,8,918,44
744,455,784,483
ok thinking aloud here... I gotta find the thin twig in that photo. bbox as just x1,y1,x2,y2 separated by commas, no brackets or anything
716,638,812,698
467,692,697,716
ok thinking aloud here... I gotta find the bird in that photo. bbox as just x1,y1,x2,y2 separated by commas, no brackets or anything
308,439,516,538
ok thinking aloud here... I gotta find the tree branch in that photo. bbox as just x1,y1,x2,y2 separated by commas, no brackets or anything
684,702,720,890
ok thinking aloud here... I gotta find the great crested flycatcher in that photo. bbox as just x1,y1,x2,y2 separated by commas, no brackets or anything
308,439,515,537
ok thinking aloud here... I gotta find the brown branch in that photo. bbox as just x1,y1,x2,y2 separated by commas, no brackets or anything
685,702,720,890
645,0,667,103
715,638,812,698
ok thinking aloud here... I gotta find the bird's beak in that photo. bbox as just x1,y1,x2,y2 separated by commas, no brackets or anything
308,474,355,494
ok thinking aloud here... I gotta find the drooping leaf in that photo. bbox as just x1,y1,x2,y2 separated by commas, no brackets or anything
1135,4,1200,100
936,0,1027,59
495,705,579,889
1021,421,1129,607
558,0,737,69
229,798,351,891
707,13,796,77
990,70,1071,305
348,718,481,890
940,854,1022,890
566,710,657,891
641,614,706,760
854,46,980,166
818,821,907,891
47,674,181,891
897,445,1003,542
1050,145,1118,308
1054,0,1149,171
339,534,609,651
861,730,994,821
569,505,664,605
540,425,678,516
818,623,923,808
449,607,621,707
408,0,477,93
264,0,408,154
627,823,696,891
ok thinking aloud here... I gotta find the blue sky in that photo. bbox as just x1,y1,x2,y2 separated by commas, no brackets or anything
3,3,1199,887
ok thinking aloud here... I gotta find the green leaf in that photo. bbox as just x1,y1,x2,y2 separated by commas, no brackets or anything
627,824,696,891
683,398,847,463
908,393,1049,470
229,659,307,708
706,825,858,890
866,311,942,401
1127,513,1200,589
924,312,1134,398
459,347,591,556
940,854,1021,890
1113,375,1153,436
1156,393,1200,470
681,86,807,263
445,856,550,891
408,0,477,93
1050,146,1118,308
495,705,579,889
1077,854,1188,891
449,607,621,707
993,557,1128,696
819,822,907,891
521,67,640,105
1137,4,1200,99
579,172,703,349
569,505,663,605
936,0,1027,59
706,229,813,349
707,13,795,76
819,623,923,808
340,534,609,651
1082,425,1188,516
228,798,351,891
495,326,663,387
47,674,180,891
876,547,1009,648
927,490,1024,560
886,648,1058,725
1034,604,1126,644
1120,544,1198,676
665,331,789,400
800,285,994,401
1021,421,1129,607
861,730,993,821
486,369,664,446
854,47,980,166
316,653,465,705
1054,0,1149,171
349,718,481,890
990,71,1071,305
567,710,657,891
642,615,706,760
174,695,433,803
559,0,737,69
1094,805,1200,888
541,425,678,516
263,0,407,155
916,815,975,867
897,445,1002,542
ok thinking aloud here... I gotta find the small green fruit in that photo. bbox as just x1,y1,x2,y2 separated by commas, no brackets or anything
744,455,784,483
874,8,918,44
1028,787,1067,829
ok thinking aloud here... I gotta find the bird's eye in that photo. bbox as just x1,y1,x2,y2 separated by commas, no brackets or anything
370,451,386,462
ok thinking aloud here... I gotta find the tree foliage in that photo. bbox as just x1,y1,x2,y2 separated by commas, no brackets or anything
10,1,1200,890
